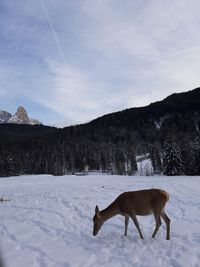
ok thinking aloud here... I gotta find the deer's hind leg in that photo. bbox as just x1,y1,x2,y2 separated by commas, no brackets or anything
161,210,170,240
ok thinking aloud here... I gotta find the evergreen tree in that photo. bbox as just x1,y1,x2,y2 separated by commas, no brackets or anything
115,148,126,175
0,153,17,177
163,136,184,176
126,148,137,175
181,136,200,175
191,137,200,175
149,142,162,174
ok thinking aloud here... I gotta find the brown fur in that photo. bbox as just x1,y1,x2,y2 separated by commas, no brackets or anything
93,189,170,240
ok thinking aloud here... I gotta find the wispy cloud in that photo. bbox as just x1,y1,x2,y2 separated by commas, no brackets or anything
1,0,200,124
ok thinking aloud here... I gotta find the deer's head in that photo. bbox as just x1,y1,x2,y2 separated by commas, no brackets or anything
93,205,103,236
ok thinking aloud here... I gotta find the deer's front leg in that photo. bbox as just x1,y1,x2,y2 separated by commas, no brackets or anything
124,216,129,236
130,213,144,239
152,212,162,239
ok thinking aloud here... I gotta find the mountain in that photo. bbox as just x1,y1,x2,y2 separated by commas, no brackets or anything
0,110,12,123
90,87,200,129
0,106,42,125
0,87,200,177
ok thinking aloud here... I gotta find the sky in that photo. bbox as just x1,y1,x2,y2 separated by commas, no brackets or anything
1,0,200,126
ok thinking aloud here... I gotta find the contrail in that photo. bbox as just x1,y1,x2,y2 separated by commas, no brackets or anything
39,0,67,65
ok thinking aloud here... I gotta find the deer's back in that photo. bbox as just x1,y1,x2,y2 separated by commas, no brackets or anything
115,189,169,216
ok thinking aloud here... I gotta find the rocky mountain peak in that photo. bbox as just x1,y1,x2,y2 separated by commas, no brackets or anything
0,106,42,125
15,106,29,123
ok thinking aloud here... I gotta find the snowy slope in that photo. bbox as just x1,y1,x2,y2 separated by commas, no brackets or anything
0,174,200,267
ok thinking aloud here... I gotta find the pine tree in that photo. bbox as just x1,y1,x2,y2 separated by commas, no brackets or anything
181,136,200,175
0,153,17,177
163,136,184,176
150,143,162,174
192,137,200,175
126,148,137,175
115,147,126,175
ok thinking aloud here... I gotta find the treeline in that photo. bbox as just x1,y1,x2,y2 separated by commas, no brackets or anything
0,134,138,176
0,125,200,177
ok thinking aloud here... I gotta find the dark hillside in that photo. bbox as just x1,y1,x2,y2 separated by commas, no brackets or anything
0,87,200,176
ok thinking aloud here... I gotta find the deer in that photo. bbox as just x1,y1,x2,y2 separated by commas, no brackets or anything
93,189,170,240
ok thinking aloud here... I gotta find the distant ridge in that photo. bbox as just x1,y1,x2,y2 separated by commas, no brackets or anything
89,87,200,127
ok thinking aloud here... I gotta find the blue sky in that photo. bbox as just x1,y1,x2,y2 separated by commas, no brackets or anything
1,0,200,125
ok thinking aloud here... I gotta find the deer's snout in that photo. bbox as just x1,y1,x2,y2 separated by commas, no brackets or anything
93,229,98,236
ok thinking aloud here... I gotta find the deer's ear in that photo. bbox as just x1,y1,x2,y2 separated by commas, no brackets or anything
95,205,100,215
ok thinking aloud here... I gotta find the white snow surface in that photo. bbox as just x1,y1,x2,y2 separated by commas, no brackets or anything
0,174,200,267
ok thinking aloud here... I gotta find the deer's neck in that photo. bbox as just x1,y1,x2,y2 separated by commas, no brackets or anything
100,202,119,222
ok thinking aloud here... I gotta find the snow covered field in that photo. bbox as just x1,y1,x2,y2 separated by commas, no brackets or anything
0,174,200,267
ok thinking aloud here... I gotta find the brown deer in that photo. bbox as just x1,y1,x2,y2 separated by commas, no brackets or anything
93,189,170,240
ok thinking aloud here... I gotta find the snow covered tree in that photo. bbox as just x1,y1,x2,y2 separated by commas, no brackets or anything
163,135,184,176
181,135,200,175
116,148,137,176
115,148,126,175
190,137,200,175
194,140,200,175
150,143,162,174
126,149,137,175
0,153,17,177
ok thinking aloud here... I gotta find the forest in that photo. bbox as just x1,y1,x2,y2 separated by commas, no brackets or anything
0,87,200,177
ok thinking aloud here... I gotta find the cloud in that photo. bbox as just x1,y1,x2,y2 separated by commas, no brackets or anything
22,59,126,123
79,0,200,103
1,0,200,124
81,0,200,62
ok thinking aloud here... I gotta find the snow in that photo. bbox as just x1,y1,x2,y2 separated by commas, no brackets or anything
136,153,150,161
137,158,153,176
154,115,170,129
0,174,200,267
136,154,153,176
